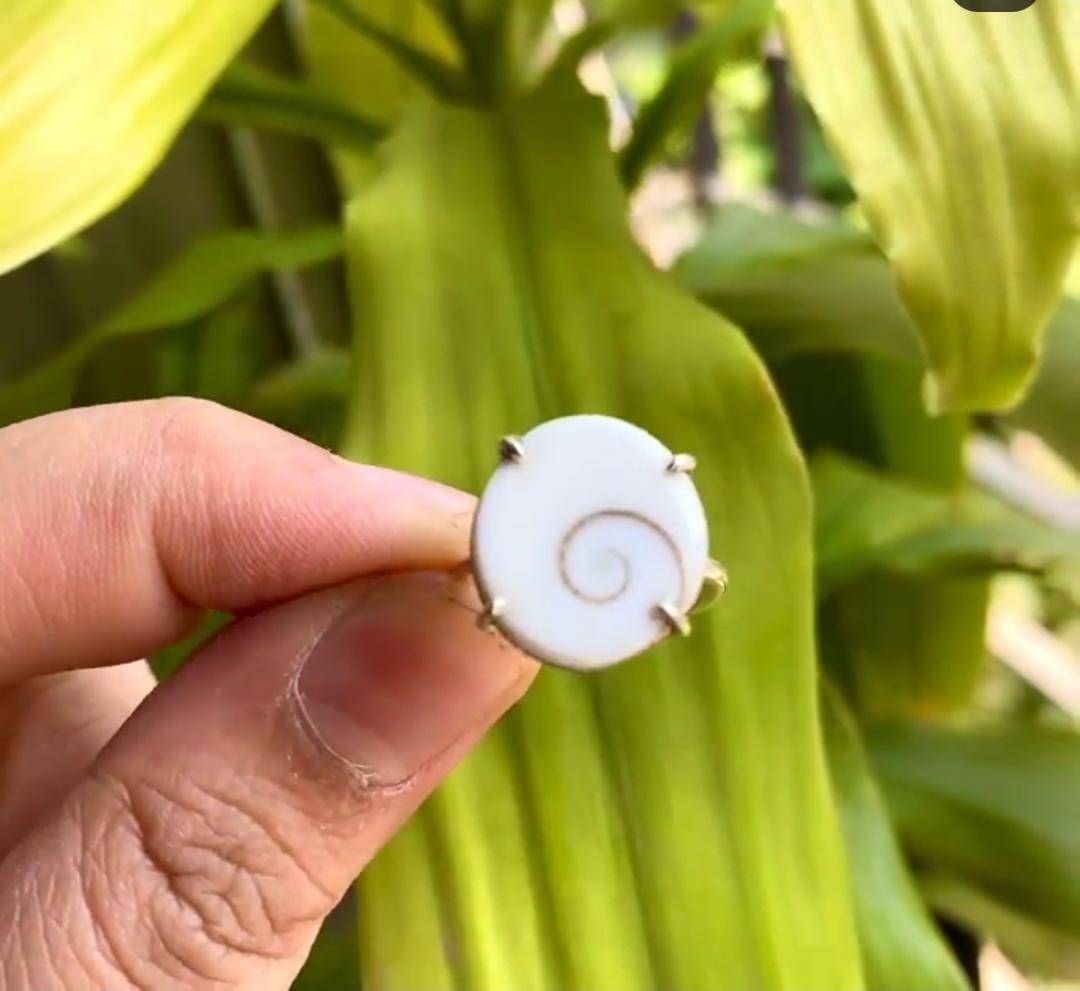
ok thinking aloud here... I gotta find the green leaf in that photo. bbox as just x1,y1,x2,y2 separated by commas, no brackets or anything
0,0,277,274
831,361,989,721
823,686,969,991
243,347,350,448
814,453,955,592
149,611,230,681
340,71,862,989
184,291,279,407
1009,301,1080,473
619,0,772,189
675,203,1080,473
673,204,921,366
872,723,1080,934
199,61,387,149
301,0,458,190
813,452,1080,594
292,896,360,990
823,572,988,721
245,347,350,410
0,225,343,425
311,0,470,100
923,876,1080,982
682,208,997,718
763,342,988,720
777,0,1080,413
588,0,682,25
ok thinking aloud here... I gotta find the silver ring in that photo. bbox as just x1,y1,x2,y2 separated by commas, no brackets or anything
470,414,727,671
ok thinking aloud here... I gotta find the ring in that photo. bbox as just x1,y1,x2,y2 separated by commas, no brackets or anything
470,414,727,671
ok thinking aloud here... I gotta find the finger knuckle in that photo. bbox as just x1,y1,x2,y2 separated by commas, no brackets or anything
148,398,267,490
151,396,237,452
85,768,333,985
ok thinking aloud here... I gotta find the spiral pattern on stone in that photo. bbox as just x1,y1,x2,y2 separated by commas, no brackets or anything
557,509,685,606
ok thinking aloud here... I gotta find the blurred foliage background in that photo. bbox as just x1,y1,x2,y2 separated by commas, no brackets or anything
2,1,1079,989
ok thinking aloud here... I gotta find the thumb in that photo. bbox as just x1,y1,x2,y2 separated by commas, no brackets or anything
0,571,536,991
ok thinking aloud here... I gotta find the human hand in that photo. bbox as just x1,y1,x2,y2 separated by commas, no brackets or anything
0,399,538,990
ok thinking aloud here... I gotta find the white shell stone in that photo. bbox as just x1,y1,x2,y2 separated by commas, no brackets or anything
472,415,709,670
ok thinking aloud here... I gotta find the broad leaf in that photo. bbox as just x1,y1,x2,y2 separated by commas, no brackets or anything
822,571,988,721
923,876,1080,982
872,723,1080,934
826,361,989,721
813,452,1080,594
676,204,1080,474
777,0,1080,413
0,0,277,273
823,686,969,991
0,226,343,425
673,205,920,366
340,71,862,989
769,347,988,719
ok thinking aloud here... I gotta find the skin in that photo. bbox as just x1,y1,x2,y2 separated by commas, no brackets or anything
0,398,538,990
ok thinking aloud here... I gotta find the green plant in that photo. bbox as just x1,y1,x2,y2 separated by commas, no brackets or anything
2,1,1078,988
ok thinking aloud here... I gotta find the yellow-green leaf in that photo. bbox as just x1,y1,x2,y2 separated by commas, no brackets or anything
0,0,277,274
777,0,1080,413
823,686,969,991
302,0,458,191
310,0,469,99
676,204,1080,471
340,71,862,990
813,452,1080,593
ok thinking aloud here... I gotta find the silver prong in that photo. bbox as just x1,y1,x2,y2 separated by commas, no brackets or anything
499,435,525,464
653,602,692,637
705,559,728,596
667,453,697,474
478,596,506,631
691,559,729,614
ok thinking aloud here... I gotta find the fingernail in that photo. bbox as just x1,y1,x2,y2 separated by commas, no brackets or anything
295,573,533,784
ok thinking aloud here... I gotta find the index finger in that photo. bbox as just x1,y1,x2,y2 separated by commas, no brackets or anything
0,398,474,684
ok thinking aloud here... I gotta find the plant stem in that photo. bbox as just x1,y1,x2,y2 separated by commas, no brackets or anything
764,32,804,204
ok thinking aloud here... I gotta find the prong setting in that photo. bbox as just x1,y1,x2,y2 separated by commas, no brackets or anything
705,559,728,596
472,415,712,669
478,596,506,631
690,558,729,615
499,435,525,464
653,602,692,637
667,453,697,474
